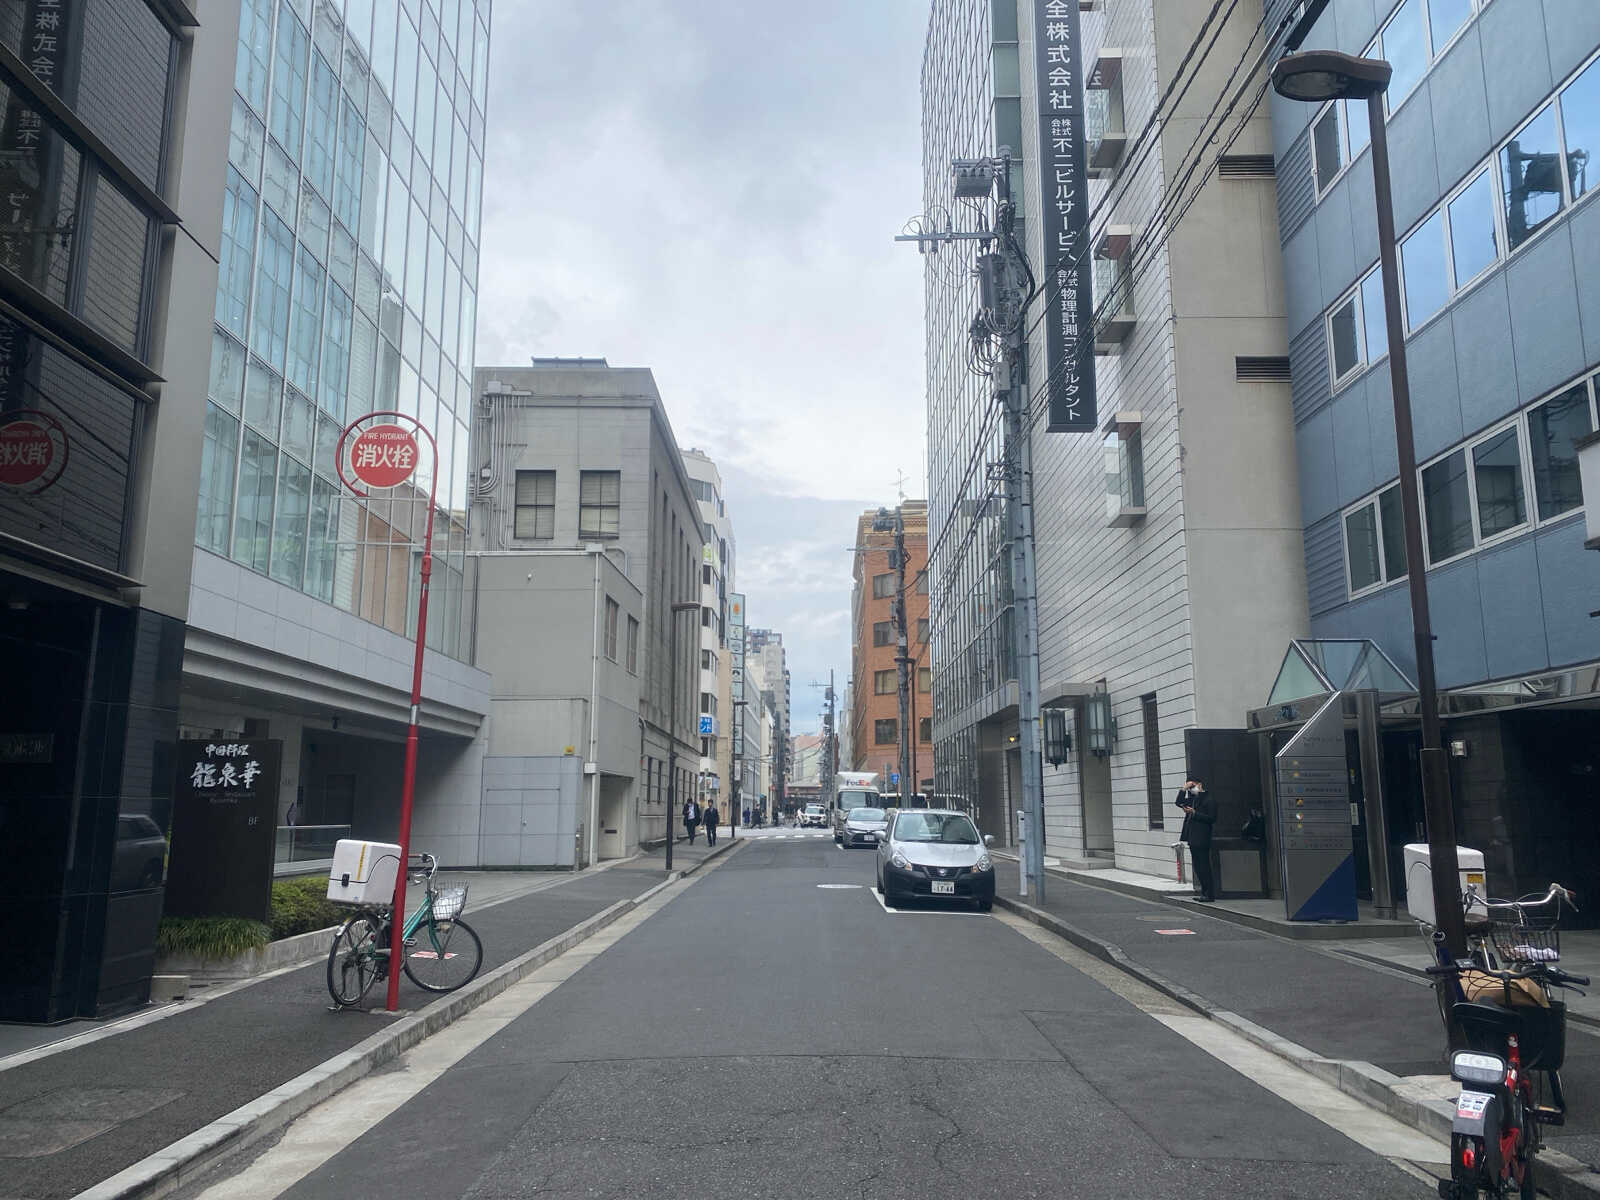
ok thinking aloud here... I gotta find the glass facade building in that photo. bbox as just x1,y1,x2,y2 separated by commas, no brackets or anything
202,0,489,659
923,0,1019,816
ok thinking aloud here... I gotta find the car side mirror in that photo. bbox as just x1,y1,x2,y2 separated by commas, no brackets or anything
983,834,995,847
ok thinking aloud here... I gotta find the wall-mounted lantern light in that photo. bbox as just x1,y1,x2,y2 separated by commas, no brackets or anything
1043,709,1071,766
1086,689,1116,757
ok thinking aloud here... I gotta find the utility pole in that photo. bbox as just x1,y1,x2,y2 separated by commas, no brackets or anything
814,672,836,806
895,152,1046,900
875,506,914,804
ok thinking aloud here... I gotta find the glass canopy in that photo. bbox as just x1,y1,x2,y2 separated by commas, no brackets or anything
1265,639,1416,706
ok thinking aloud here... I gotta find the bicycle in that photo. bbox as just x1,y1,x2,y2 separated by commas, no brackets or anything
326,852,484,1008
1424,883,1588,1199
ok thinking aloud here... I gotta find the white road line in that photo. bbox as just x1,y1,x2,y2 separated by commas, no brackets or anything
992,908,1449,1167
186,866,721,1200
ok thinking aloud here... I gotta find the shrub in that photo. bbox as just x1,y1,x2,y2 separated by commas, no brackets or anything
156,916,270,960
269,874,347,940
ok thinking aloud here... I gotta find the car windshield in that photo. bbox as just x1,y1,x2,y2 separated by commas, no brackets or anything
849,808,886,821
804,804,824,814
892,813,979,844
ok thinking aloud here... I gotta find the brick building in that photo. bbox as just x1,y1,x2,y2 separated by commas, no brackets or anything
849,502,931,790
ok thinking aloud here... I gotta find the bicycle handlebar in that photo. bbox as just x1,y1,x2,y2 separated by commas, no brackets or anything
406,852,438,879
1470,881,1578,916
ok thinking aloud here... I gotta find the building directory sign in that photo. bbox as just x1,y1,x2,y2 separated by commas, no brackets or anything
729,593,746,790
1034,0,1097,432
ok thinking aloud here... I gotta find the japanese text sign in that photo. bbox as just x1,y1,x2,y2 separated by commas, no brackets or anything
349,424,419,489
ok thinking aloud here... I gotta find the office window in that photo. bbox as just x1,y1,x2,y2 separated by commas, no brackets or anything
514,470,555,538
1344,484,1407,596
579,470,621,538
627,616,639,674
1471,426,1527,538
918,667,931,693
702,563,712,585
917,618,929,643
916,573,929,595
251,208,295,371
701,650,712,670
1427,0,1472,51
1311,96,1370,194
217,169,259,337
270,458,311,587
270,5,309,157
919,716,932,743
197,406,239,555
1501,103,1564,250
1328,266,1388,387
873,620,893,647
604,597,619,661
874,718,897,745
1527,383,1594,521
1380,0,1426,110
872,572,895,598
287,247,325,396
1447,168,1499,289
874,669,896,695
1561,58,1600,203
1142,694,1163,829
1422,449,1474,562
1400,210,1448,330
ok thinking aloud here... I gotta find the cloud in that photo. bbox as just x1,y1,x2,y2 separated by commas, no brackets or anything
478,0,929,729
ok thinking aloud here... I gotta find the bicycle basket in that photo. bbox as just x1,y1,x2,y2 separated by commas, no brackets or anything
1487,912,1560,964
432,883,468,922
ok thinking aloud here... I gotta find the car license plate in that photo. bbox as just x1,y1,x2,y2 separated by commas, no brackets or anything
931,881,955,895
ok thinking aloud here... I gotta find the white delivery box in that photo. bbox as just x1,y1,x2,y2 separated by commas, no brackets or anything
327,839,402,905
1403,843,1489,925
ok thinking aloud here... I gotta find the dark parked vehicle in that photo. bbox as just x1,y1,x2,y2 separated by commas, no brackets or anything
113,814,167,891
874,809,995,911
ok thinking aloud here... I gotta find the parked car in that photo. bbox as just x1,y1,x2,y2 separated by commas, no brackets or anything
112,813,167,891
831,785,882,840
836,806,889,848
875,809,995,911
801,803,828,828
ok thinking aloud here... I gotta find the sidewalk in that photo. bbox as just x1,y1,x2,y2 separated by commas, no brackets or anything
0,837,737,1200
994,864,1600,1193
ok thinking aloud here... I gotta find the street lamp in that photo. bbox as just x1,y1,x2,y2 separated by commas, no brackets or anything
666,600,700,873
1271,49,1467,958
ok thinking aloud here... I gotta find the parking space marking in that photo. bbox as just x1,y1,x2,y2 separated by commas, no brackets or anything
869,886,986,917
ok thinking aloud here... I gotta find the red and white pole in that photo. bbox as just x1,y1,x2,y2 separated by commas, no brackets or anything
336,412,438,1012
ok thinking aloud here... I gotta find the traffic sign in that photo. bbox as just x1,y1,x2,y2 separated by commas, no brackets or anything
348,424,419,488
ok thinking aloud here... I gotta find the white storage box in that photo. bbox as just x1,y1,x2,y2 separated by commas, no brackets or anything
1403,843,1488,925
327,839,402,905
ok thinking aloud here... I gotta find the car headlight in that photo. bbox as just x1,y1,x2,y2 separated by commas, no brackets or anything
891,851,910,870
975,854,992,871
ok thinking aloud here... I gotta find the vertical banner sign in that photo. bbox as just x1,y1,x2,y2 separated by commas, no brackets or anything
0,1,76,289
729,593,746,804
1035,0,1097,432
165,740,284,923
1273,694,1357,921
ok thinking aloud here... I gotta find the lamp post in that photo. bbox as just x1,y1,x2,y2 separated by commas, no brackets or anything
665,600,699,872
1270,50,1466,958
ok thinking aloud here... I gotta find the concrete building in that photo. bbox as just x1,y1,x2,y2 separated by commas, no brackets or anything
790,733,825,786
468,360,701,861
1267,1,1600,906
921,0,1305,874
682,448,735,822
848,502,932,791
2,0,237,1022
747,627,790,806
181,0,493,881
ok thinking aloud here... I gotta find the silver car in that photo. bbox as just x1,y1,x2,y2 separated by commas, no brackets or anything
874,809,995,911
837,806,889,848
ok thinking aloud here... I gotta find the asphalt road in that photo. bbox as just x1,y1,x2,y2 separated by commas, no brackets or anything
219,839,1440,1199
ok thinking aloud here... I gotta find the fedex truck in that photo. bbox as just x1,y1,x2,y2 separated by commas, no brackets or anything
830,771,882,839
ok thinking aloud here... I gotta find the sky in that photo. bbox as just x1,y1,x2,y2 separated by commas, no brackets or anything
476,0,932,731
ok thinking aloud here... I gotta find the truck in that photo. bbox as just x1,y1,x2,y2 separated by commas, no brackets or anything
830,771,883,841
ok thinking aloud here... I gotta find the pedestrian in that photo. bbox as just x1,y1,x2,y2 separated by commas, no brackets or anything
743,806,751,827
703,800,719,847
682,796,700,844
1176,778,1217,902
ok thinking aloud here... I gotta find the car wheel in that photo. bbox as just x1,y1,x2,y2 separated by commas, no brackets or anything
874,870,883,895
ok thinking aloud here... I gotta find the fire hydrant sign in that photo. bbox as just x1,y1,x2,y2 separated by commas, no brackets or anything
165,739,283,922
349,423,418,488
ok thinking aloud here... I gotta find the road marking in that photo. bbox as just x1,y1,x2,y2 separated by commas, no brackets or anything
1154,929,1196,936
992,908,1448,1167
184,860,730,1200
869,886,985,917
816,883,862,889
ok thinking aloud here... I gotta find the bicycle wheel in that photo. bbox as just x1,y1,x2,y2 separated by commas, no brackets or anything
326,914,383,1007
402,916,483,992
1516,1108,1537,1200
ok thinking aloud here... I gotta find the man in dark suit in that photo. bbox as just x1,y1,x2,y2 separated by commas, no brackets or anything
1177,778,1217,902
703,800,718,847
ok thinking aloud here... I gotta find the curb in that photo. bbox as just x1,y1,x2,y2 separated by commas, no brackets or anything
993,893,1600,1200
73,840,740,1200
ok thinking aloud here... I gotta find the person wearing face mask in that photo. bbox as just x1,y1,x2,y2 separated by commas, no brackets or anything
1175,778,1217,902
